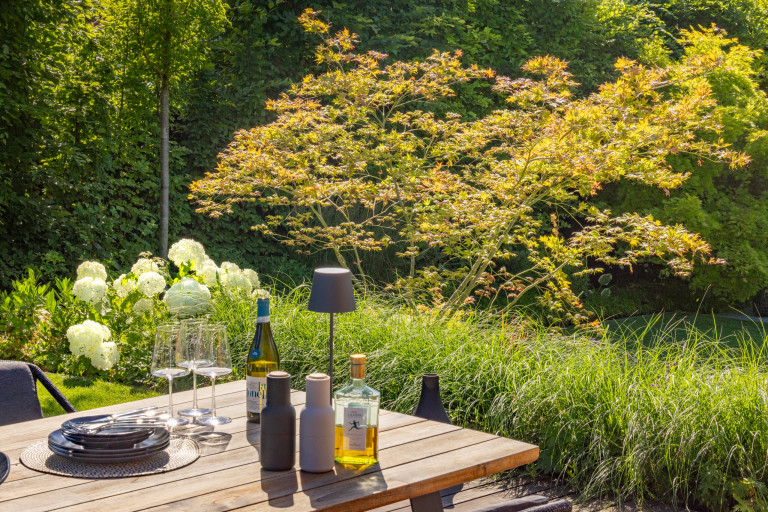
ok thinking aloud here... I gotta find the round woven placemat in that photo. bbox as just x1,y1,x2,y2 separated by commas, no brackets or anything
20,437,199,479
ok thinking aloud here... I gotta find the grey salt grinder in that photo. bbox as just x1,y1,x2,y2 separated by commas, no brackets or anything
260,371,295,470
300,373,335,473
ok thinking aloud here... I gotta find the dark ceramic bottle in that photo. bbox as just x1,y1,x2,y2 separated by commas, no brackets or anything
413,373,451,424
260,371,295,470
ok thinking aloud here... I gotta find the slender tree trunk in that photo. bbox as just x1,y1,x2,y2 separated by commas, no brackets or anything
160,80,169,257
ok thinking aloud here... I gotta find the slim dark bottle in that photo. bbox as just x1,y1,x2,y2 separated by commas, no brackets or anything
260,371,295,471
246,298,280,423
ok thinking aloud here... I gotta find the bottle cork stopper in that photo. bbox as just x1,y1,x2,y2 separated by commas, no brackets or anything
350,354,366,379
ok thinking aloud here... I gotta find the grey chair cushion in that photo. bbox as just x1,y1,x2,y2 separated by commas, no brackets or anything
0,361,44,426
472,495,550,512
519,499,572,512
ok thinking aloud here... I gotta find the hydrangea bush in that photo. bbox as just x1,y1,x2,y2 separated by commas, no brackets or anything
62,239,265,374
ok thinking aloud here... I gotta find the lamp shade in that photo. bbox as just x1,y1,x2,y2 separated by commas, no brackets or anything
307,268,356,313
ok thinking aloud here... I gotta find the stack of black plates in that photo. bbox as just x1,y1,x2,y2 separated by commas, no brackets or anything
49,416,170,464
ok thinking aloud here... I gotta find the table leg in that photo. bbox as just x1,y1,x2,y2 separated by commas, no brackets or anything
410,491,443,512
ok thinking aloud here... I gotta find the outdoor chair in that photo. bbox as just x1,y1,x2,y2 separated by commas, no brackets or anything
0,360,75,426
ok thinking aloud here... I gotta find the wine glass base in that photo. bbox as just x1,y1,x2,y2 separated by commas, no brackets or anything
166,417,189,427
179,408,212,417
196,416,231,426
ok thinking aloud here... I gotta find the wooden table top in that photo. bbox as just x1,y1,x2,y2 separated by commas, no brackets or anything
0,380,539,511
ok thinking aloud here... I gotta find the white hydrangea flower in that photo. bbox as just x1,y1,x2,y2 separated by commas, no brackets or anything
242,268,260,289
131,258,159,276
113,274,137,298
101,323,111,342
219,261,240,274
137,271,166,297
91,342,120,371
72,277,108,305
66,324,87,357
220,270,252,296
132,297,154,314
168,239,207,269
67,320,116,369
197,260,219,287
252,288,271,299
76,261,108,281
164,277,211,317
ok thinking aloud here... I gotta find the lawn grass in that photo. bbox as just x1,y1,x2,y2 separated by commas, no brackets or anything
38,373,161,417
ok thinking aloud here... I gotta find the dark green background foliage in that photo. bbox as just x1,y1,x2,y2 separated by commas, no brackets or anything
2,0,767,307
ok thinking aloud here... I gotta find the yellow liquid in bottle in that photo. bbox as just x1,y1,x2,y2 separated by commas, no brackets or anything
334,425,379,466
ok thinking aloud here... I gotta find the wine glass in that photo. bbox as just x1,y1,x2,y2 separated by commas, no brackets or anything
151,324,190,427
196,324,233,426
179,318,212,418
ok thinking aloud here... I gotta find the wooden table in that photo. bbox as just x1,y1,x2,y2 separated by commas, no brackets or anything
0,380,539,512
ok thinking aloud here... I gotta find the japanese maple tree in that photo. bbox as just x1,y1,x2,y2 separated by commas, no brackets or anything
192,12,748,319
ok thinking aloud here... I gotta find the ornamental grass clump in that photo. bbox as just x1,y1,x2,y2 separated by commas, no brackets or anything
269,287,768,511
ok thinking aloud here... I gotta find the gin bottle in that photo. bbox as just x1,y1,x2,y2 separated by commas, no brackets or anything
333,354,380,465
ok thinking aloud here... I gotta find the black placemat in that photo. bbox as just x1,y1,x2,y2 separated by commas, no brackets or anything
20,437,198,478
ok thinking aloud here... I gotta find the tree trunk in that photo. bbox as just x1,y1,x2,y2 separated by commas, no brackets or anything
160,81,169,258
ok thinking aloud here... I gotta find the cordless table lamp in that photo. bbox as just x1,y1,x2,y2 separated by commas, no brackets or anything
307,268,356,398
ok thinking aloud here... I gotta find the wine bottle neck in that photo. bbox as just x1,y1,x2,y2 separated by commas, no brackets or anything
256,299,270,323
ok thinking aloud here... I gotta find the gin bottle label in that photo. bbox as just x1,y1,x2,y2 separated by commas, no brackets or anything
343,407,367,451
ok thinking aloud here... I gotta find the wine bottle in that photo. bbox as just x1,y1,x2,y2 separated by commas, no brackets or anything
246,298,280,423
333,354,380,466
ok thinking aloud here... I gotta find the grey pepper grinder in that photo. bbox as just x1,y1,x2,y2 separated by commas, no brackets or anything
260,371,295,470
300,373,335,473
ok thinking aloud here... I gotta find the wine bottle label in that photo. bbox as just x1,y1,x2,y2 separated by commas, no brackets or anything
343,407,367,451
256,315,270,323
246,376,267,413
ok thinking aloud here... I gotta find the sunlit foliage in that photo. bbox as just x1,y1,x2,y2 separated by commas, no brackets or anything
192,12,748,320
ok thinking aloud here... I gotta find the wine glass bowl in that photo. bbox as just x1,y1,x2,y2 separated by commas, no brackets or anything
151,324,190,428
196,324,233,426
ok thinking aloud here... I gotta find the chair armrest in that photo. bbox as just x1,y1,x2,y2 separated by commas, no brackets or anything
27,364,76,413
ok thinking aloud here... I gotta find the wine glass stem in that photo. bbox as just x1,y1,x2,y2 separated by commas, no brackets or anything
167,377,175,419
210,376,217,417
192,370,198,408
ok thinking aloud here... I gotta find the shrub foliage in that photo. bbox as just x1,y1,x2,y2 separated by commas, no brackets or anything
193,14,747,319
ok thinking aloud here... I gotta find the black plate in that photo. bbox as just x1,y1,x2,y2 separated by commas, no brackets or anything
62,428,153,449
48,443,170,464
49,428,169,455
49,437,169,457
0,451,8,485
61,415,157,441
49,438,169,457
